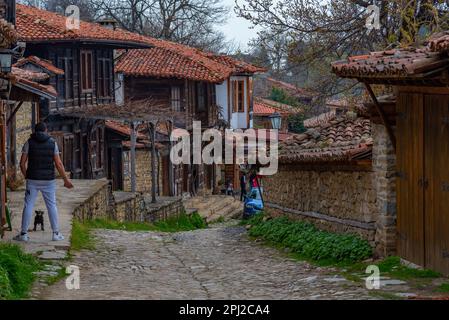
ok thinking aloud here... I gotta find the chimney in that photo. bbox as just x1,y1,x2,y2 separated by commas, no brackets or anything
97,18,118,30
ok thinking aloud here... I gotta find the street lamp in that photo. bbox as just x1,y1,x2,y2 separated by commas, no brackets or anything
269,112,282,130
0,49,13,74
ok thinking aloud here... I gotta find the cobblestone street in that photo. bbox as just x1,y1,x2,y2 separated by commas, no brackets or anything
37,222,380,300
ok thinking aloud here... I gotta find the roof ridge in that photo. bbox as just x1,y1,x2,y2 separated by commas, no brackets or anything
140,36,233,80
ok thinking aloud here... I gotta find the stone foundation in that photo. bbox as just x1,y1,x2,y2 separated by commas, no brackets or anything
143,196,185,223
113,192,144,222
72,179,111,222
264,167,378,246
372,124,397,257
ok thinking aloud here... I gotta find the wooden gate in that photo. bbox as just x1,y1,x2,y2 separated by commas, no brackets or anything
424,94,449,274
397,91,449,274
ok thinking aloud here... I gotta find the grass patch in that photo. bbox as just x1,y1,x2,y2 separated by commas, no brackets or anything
71,220,95,251
0,243,42,300
376,256,440,280
154,212,207,232
246,214,372,264
435,283,449,293
85,212,207,233
210,216,225,224
85,219,155,232
369,291,403,300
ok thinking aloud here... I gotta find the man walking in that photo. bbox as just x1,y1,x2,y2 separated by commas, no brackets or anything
14,122,73,242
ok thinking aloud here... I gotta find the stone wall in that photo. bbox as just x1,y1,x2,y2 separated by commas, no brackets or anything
123,149,162,194
263,124,398,257
113,192,144,222
72,179,111,222
264,168,378,245
13,102,33,177
372,124,397,257
144,196,185,223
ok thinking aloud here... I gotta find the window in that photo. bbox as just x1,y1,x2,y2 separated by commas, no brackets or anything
196,83,206,111
171,86,182,112
80,50,93,92
98,57,112,98
58,56,74,100
232,80,245,113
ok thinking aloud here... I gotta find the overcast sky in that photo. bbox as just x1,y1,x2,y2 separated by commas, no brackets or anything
218,0,260,51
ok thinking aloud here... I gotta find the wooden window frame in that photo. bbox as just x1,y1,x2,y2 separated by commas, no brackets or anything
80,50,94,93
58,56,74,101
196,82,207,112
232,80,245,113
97,56,112,98
171,86,182,112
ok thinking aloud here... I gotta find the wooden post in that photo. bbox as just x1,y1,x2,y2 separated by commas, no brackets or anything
149,121,157,203
130,121,137,193
168,120,175,196
365,83,396,151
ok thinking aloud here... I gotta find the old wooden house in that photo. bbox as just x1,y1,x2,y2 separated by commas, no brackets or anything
14,4,151,181
114,39,264,196
1,1,62,236
331,34,449,274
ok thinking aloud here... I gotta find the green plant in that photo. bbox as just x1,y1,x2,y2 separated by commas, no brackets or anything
269,87,299,107
0,266,12,299
71,220,95,251
85,212,207,233
85,219,155,232
246,214,372,264
435,283,449,293
154,212,207,232
0,243,41,299
377,256,440,280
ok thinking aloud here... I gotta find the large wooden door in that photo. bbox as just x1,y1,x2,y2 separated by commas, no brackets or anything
396,92,425,266
424,94,449,273
397,91,449,274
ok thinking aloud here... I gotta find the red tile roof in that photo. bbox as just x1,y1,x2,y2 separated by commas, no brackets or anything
429,32,449,52
9,72,58,98
253,98,299,116
202,53,266,74
11,67,49,82
16,4,151,48
14,56,64,75
116,46,231,83
332,46,449,81
105,120,147,139
116,37,264,83
279,113,372,164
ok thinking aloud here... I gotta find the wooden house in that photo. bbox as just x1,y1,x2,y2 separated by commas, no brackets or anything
332,32,449,274
114,40,264,196
14,4,151,181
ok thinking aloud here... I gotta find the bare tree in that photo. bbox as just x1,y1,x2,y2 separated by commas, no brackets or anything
236,0,449,96
93,0,232,52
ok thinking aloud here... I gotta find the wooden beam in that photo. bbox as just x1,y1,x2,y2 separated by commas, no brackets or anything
149,122,157,203
364,83,396,151
6,101,23,125
129,121,137,193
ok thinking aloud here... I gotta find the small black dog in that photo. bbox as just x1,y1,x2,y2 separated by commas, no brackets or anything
33,210,45,231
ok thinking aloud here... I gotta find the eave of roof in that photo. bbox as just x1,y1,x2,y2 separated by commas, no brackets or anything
16,4,152,49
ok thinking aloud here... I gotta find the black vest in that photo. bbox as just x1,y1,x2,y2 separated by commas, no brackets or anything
26,132,56,180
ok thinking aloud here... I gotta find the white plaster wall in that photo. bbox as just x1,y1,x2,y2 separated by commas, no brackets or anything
216,79,228,122
114,73,125,106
